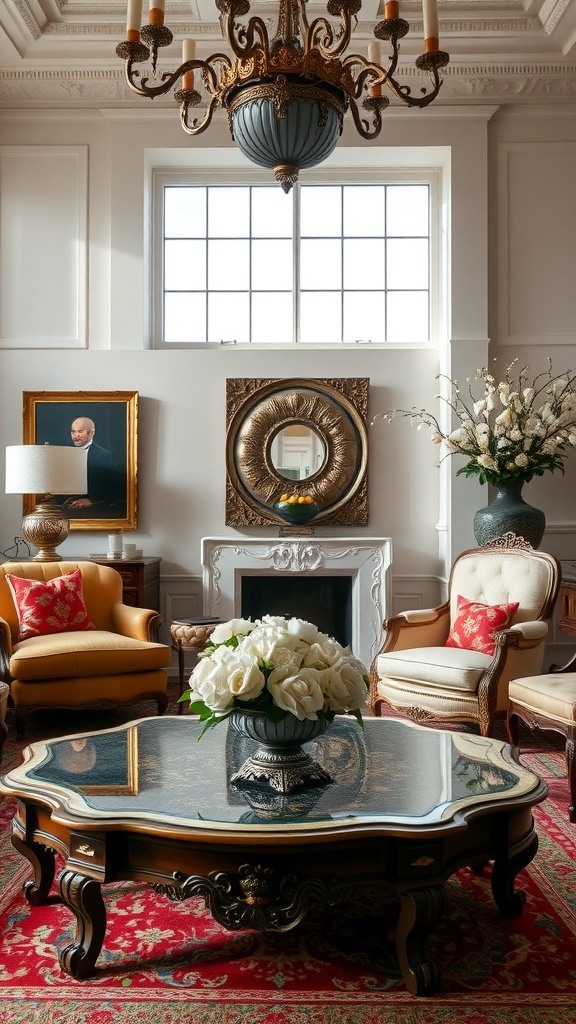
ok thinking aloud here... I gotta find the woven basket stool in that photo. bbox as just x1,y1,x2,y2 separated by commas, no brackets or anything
170,618,220,714
507,672,576,824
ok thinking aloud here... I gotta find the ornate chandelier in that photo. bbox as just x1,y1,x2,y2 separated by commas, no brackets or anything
117,0,449,192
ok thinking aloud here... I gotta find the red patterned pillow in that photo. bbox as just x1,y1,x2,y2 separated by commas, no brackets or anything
445,595,519,656
6,570,95,641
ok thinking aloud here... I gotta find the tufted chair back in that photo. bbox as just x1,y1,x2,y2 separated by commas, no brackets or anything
449,546,559,627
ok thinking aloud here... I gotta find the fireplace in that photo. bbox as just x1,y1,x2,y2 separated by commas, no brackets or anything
202,537,392,667
241,574,353,649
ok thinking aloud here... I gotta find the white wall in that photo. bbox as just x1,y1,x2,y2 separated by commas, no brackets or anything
0,104,575,664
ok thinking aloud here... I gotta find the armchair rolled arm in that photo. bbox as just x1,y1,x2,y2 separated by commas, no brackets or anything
0,616,12,680
507,620,548,642
400,608,444,624
379,601,450,655
112,603,163,642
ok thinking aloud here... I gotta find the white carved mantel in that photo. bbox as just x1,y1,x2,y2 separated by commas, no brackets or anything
202,537,392,667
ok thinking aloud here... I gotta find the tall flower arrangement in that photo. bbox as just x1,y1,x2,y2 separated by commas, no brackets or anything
375,361,576,486
180,615,369,735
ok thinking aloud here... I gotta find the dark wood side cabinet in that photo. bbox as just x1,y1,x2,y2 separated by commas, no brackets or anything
559,561,576,638
551,561,576,672
86,556,161,612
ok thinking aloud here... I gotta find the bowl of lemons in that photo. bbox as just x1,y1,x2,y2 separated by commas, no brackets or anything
272,493,320,525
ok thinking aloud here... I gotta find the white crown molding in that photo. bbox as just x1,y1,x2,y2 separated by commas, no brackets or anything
2,63,576,107
3,0,576,107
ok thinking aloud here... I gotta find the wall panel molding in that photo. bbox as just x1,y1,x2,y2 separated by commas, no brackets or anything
0,145,88,349
497,141,576,347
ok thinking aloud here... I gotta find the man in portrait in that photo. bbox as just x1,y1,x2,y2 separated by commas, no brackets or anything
61,416,126,518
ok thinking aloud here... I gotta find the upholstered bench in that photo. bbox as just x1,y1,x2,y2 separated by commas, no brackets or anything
507,672,576,823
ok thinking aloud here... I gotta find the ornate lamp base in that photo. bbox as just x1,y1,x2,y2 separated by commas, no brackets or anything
21,499,71,561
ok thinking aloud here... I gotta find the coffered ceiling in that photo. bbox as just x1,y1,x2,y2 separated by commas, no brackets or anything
1,1,576,108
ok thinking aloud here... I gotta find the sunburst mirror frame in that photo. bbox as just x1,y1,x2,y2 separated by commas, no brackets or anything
225,377,369,527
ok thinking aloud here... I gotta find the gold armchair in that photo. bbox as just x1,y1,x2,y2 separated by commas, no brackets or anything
0,561,171,738
369,539,561,737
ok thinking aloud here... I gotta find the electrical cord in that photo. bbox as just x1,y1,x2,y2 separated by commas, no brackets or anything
1,537,31,560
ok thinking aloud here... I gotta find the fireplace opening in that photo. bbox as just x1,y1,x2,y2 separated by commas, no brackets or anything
241,575,353,650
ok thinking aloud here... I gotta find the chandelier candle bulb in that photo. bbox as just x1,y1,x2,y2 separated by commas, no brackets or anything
384,1,399,17
126,0,143,40
368,41,382,96
422,0,439,50
182,38,196,90
148,0,165,26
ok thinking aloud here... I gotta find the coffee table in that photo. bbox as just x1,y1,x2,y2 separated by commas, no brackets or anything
0,715,546,995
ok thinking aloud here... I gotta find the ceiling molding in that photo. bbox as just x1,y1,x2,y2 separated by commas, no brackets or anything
2,0,576,108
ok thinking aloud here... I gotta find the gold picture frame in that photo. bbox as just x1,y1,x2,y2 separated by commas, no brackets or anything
23,391,138,531
225,377,369,527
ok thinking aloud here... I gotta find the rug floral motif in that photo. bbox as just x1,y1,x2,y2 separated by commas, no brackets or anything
0,707,575,1023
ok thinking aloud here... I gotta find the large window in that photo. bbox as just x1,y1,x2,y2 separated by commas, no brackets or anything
153,172,438,347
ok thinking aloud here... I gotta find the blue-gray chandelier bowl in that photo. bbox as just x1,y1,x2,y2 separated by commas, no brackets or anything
226,76,348,193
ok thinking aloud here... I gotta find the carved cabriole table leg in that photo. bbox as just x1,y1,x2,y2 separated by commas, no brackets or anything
12,833,58,907
490,831,538,917
395,884,448,996
58,870,107,979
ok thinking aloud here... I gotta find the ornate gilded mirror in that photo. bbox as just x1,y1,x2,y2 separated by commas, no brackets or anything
225,378,369,527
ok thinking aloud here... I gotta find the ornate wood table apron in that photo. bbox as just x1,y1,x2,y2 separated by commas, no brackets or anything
0,716,546,996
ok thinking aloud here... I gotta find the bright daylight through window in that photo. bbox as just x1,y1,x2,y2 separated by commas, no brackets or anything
161,182,430,346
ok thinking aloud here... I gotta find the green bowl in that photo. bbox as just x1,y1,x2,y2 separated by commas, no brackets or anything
273,500,319,525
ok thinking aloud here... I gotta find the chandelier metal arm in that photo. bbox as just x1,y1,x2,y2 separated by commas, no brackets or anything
343,51,444,109
224,13,269,59
124,59,182,99
377,35,400,81
347,94,383,140
121,53,230,102
343,56,381,99
383,63,443,107
306,16,352,61
179,93,220,135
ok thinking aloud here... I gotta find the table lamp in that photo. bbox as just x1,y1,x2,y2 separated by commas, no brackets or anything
5,444,88,561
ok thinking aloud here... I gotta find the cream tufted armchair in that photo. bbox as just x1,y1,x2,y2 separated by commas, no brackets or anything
369,538,561,737
0,561,171,738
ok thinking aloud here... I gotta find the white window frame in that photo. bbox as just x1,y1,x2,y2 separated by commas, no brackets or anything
150,164,443,350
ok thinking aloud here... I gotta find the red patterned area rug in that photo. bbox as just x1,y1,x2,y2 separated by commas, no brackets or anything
0,708,575,1024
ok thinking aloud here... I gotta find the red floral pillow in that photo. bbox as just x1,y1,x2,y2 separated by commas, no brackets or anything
6,570,95,641
445,595,519,656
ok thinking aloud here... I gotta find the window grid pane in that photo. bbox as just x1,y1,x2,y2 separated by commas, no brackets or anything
161,182,430,344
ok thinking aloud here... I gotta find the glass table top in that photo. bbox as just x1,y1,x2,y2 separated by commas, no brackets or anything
1,715,540,833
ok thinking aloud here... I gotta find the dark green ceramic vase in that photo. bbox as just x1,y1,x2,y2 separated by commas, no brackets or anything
473,478,545,549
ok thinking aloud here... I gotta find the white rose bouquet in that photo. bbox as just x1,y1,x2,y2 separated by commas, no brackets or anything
374,360,576,486
180,615,369,736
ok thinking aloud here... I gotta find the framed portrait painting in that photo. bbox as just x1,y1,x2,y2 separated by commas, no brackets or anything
23,391,138,531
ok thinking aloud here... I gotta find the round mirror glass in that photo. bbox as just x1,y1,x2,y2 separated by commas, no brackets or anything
269,424,326,481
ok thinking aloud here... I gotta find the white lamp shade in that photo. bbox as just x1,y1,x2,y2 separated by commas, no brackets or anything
5,445,88,496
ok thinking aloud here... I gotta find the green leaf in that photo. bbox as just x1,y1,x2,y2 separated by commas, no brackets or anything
347,708,365,729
